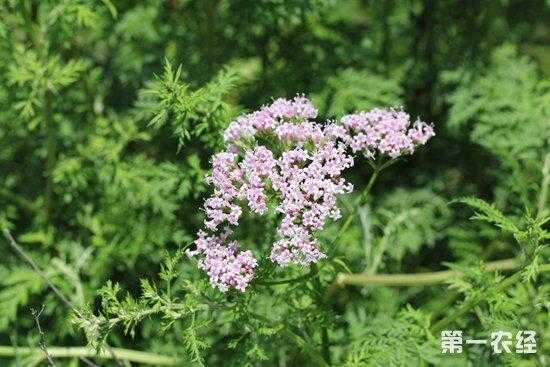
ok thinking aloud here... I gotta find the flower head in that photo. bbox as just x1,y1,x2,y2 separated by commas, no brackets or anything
189,98,434,292
342,107,434,158
187,231,257,292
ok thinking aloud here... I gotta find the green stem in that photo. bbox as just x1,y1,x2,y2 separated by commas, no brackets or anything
257,266,317,286
366,209,418,275
3,229,75,309
334,258,520,287
3,229,125,366
429,291,461,321
247,312,328,367
331,166,381,251
327,165,381,258
0,346,180,366
311,264,330,365
538,152,550,219
44,89,55,222
358,167,380,206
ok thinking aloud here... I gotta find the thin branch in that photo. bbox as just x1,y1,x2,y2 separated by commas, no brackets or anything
79,356,100,367
431,262,550,332
2,228,75,309
308,161,386,364
367,208,420,275
283,329,329,367
357,166,380,205
0,346,180,366
329,259,550,291
2,229,146,367
30,305,56,366
43,88,55,222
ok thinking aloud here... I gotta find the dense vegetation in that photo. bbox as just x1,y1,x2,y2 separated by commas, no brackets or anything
0,1,548,366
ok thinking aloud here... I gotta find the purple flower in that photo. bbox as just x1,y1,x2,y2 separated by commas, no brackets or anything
189,98,434,292
223,95,319,145
187,231,257,292
341,107,434,159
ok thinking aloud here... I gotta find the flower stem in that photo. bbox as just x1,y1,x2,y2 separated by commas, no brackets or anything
431,262,550,332
311,264,331,365
333,258,519,287
327,259,550,300
256,266,317,286
538,152,550,219
328,165,382,256
44,89,55,222
0,346,180,366
358,166,380,206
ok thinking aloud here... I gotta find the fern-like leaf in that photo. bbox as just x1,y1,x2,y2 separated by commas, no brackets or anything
454,197,518,234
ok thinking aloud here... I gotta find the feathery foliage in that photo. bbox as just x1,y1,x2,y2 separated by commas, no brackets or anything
0,1,548,366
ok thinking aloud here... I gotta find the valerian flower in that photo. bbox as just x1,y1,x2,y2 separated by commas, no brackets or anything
187,97,434,292
342,107,435,158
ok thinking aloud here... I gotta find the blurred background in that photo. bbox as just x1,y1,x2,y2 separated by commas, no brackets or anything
0,0,548,366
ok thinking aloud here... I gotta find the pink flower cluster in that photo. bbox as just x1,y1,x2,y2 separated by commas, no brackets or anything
270,144,353,266
188,97,434,292
187,231,257,292
342,107,435,158
223,96,318,144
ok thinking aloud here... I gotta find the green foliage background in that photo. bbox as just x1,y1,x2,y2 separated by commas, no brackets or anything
0,1,548,366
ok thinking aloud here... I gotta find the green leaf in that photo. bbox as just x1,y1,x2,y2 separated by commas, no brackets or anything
454,197,518,234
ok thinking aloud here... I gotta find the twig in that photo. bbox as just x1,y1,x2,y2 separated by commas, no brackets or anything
284,329,329,367
1,229,153,367
4,229,99,366
2,229,74,309
307,162,386,364
0,346,180,365
30,305,56,366
358,167,380,205
431,262,550,331
79,356,100,367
